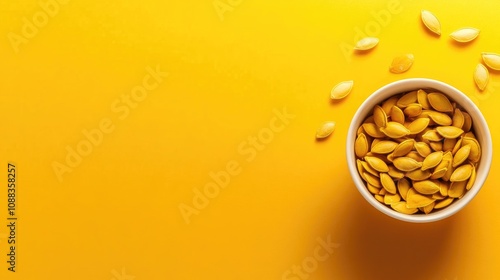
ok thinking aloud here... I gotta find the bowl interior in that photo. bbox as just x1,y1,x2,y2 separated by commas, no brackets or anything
347,78,492,223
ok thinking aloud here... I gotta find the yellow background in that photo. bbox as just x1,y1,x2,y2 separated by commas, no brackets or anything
1,0,499,279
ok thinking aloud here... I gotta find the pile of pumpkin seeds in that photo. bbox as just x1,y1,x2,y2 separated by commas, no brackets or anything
354,89,480,214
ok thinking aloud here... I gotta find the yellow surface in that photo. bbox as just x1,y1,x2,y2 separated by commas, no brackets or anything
1,0,499,279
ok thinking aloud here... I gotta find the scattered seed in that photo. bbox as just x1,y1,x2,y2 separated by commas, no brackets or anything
389,54,414,74
354,37,380,51
450,27,480,43
316,121,336,139
474,64,489,91
482,52,500,70
331,80,354,99
421,10,441,35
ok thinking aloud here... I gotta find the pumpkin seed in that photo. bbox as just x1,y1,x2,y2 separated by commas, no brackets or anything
364,172,381,187
382,96,400,115
450,163,473,182
354,37,380,51
406,169,432,181
434,197,454,209
316,121,336,139
429,141,443,152
452,137,463,155
361,160,380,177
422,151,443,170
448,181,467,198
375,194,385,203
414,142,432,157
442,153,455,181
452,145,471,167
355,133,370,158
482,52,500,70
466,167,476,190
452,108,465,128
474,63,489,91
380,122,410,138
443,138,457,152
428,92,454,113
365,156,390,173
380,173,397,194
379,188,387,195
462,137,481,162
427,111,453,125
390,106,406,124
393,139,415,157
413,180,440,194
417,89,431,109
371,140,398,154
436,126,464,139
391,201,418,214
430,163,448,179
421,10,441,36
384,193,401,205
396,91,418,108
432,193,446,200
393,157,422,172
405,151,425,162
422,130,443,141
406,188,436,208
388,165,405,179
362,123,386,138
373,105,387,128
398,178,411,200
408,118,430,134
389,54,414,74
367,183,381,194
450,27,480,43
422,202,435,214
331,80,354,99
404,103,423,117
439,180,450,196
462,112,472,132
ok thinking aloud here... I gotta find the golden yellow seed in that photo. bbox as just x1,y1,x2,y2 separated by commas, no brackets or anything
363,115,375,124
428,92,454,113
361,161,380,177
462,137,481,163
380,122,411,138
417,89,431,109
442,153,455,182
396,91,418,108
466,167,476,191
443,138,457,152
406,188,436,208
429,141,443,152
355,133,370,158
452,108,465,129
316,121,336,139
450,163,473,182
380,173,397,194
388,165,405,179
474,63,489,91
462,112,472,132
422,151,443,171
450,27,480,43
379,188,387,195
393,157,422,172
391,201,419,214
452,145,471,167
422,130,443,141
464,131,476,139
371,140,398,154
406,169,432,181
405,151,425,162
367,183,381,195
375,194,385,203
449,181,467,198
434,197,454,209
390,106,406,124
432,193,446,200
422,202,435,214
392,139,414,157
430,163,448,180
421,10,441,36
398,178,411,200
381,96,400,115
357,126,365,136
408,118,430,134
403,103,423,117
365,156,390,173
452,137,463,155
373,105,387,128
384,193,401,205
354,37,380,51
389,54,414,74
439,181,450,196
414,142,432,157
427,111,453,126
413,180,440,194
331,80,354,99
482,52,500,71
436,126,464,139
364,172,381,187
362,123,386,138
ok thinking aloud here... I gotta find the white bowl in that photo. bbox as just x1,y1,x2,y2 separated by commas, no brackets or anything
346,78,492,223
